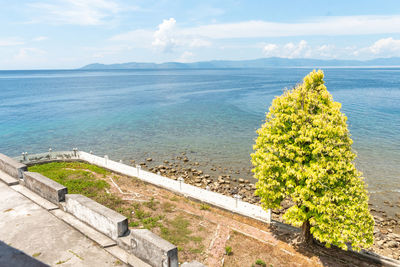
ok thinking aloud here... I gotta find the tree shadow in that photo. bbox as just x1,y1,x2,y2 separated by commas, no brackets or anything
0,240,49,267
268,219,383,267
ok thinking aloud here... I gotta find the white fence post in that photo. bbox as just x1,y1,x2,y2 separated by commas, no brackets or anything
178,177,184,191
234,194,242,208
136,165,141,177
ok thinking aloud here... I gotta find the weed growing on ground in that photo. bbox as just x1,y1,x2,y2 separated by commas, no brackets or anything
254,259,266,267
225,246,233,255
170,196,179,202
144,197,159,210
161,202,176,212
200,203,210,210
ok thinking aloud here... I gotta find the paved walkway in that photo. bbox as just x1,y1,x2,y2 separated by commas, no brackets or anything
0,182,126,267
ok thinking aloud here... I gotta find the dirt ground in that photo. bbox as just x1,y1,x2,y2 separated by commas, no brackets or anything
92,168,384,266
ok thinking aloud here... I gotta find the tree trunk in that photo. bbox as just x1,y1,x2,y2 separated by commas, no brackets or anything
301,220,314,245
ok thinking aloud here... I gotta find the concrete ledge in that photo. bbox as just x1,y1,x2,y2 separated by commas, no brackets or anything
0,153,27,179
117,229,178,267
50,209,116,248
181,261,207,267
105,245,151,267
65,194,128,240
0,170,19,186
11,184,59,211
23,172,67,204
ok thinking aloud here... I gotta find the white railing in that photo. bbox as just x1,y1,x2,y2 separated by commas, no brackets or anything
78,151,271,223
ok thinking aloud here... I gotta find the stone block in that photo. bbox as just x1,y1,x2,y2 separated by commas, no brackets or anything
23,172,67,204
0,153,27,179
65,194,128,240
181,261,207,267
118,229,178,267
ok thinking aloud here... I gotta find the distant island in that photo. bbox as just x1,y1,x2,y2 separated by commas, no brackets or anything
81,57,400,70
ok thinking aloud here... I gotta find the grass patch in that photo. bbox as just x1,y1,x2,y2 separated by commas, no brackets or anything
160,215,203,252
129,221,140,227
144,197,159,211
199,203,210,210
28,162,124,209
254,259,266,267
162,202,176,212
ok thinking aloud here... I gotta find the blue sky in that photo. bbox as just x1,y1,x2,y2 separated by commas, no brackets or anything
2,0,400,69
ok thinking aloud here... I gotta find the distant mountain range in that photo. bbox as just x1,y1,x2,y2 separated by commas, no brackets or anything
81,57,400,69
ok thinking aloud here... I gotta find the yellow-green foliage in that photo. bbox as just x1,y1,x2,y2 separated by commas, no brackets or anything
251,70,374,251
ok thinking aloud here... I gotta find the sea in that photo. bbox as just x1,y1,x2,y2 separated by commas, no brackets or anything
0,68,399,214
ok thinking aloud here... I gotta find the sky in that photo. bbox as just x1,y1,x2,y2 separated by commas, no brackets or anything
2,0,400,69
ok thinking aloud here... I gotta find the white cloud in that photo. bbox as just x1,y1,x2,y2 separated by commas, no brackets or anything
151,18,211,52
33,36,48,42
369,37,400,56
14,48,46,61
110,29,153,42
180,15,400,39
262,44,278,55
111,18,211,53
152,18,178,52
262,41,341,59
189,38,211,48
85,44,132,59
177,51,194,62
29,0,134,25
0,38,24,46
263,40,313,58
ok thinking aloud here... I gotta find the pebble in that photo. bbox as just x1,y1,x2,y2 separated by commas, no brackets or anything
146,158,152,162
387,241,398,248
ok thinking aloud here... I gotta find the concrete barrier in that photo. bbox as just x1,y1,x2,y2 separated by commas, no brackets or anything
65,194,128,240
0,153,27,179
118,229,178,267
23,172,67,204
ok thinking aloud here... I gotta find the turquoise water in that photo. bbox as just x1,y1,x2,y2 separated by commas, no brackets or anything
0,68,399,209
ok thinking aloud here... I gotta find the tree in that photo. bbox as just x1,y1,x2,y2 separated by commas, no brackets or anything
251,70,374,251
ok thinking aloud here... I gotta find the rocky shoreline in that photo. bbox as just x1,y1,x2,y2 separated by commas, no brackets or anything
131,153,400,261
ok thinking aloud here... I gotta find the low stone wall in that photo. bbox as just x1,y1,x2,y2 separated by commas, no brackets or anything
118,229,178,267
23,172,67,204
78,151,271,224
14,150,79,165
65,194,129,240
0,153,27,179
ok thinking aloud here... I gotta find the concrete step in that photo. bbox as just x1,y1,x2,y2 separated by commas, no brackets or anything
11,184,59,211
50,209,117,249
0,170,19,186
105,245,150,267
